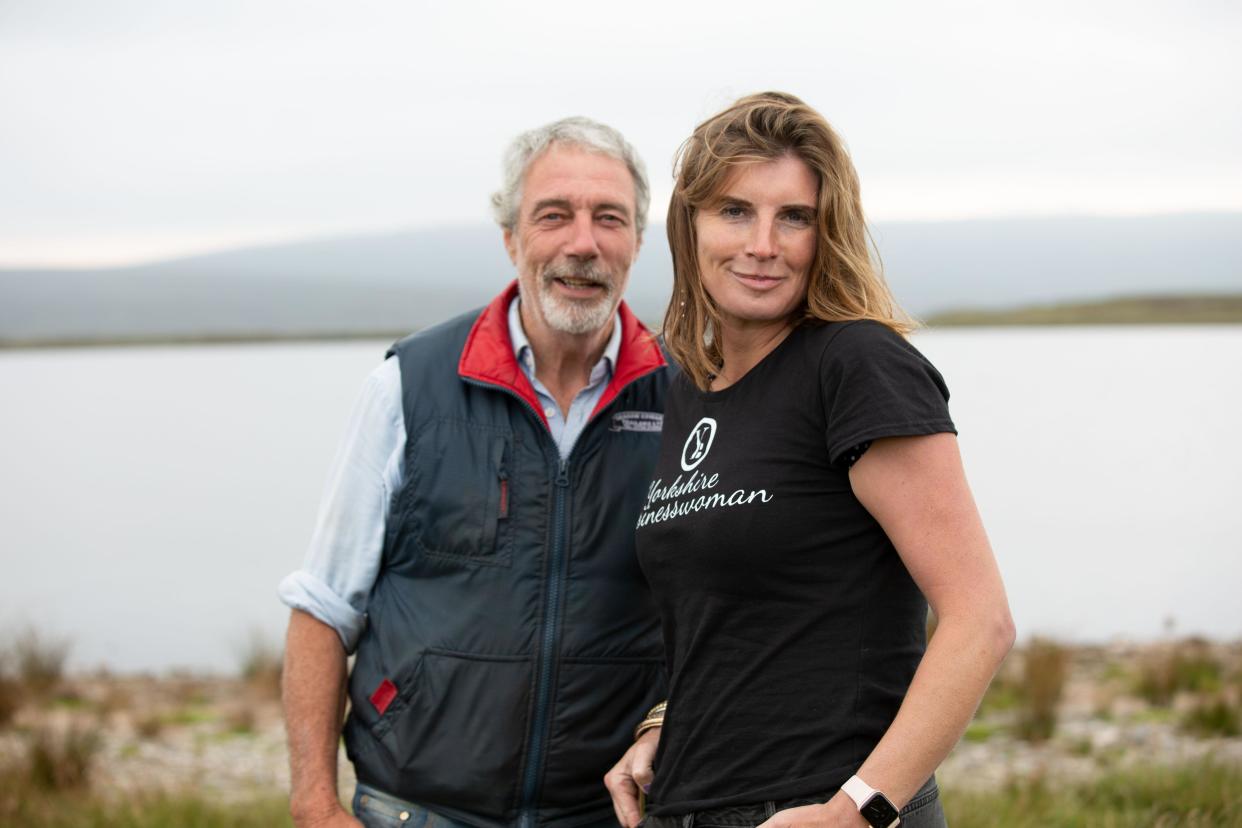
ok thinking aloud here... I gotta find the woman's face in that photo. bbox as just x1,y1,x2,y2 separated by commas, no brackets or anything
693,153,818,333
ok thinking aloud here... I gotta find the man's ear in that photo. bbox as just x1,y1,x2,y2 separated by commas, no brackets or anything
503,228,518,265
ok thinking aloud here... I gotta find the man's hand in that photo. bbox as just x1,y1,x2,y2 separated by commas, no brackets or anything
754,793,866,828
290,801,364,828
603,727,660,828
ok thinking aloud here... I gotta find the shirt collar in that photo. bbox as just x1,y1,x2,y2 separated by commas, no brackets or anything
507,295,620,383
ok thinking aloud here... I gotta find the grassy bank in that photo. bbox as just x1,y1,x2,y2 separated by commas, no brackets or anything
2,761,1240,827
942,759,1242,827
0,785,293,827
3,631,1241,826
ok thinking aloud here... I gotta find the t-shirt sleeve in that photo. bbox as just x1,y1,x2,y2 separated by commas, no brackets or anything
818,321,956,466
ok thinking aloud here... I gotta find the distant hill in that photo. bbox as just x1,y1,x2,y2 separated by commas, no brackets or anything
926,293,1242,326
2,212,1240,345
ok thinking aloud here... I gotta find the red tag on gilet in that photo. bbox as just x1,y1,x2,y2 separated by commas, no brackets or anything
370,678,398,715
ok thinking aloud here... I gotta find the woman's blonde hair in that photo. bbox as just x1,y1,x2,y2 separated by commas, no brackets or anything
663,91,914,389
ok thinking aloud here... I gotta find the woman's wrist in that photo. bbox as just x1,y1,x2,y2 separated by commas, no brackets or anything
823,791,868,827
633,700,667,740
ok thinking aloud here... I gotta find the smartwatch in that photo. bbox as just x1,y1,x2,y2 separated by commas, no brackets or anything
841,775,900,828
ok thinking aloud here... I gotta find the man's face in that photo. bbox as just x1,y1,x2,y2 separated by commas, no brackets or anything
504,144,641,338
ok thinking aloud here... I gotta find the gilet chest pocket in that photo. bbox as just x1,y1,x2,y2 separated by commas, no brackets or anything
406,419,513,566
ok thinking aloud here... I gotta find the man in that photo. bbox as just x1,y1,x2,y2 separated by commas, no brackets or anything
279,117,670,828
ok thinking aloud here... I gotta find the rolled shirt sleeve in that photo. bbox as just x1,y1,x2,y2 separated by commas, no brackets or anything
277,356,405,653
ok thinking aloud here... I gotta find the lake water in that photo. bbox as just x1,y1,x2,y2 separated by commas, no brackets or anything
2,326,1239,673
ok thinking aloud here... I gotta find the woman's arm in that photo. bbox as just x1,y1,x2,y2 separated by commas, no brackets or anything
762,432,1015,827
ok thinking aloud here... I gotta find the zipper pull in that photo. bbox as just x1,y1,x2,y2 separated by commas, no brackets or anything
498,472,509,520
555,459,569,488
497,445,510,520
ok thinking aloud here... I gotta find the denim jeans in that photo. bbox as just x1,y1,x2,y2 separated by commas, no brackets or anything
640,776,945,828
352,784,478,828
351,784,623,828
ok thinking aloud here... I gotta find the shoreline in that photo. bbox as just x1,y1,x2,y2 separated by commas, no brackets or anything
5,318,1242,352
43,635,1242,680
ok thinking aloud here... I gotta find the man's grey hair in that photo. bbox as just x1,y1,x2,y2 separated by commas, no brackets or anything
491,116,650,235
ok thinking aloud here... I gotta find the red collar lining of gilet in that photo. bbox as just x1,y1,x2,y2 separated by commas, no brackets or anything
457,280,666,430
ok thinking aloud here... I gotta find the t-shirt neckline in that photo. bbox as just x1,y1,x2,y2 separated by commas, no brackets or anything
694,323,808,402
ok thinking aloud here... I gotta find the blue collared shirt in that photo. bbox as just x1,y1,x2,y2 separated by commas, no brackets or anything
277,298,620,650
507,295,621,459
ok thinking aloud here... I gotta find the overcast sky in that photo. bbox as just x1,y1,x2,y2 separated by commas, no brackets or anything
1,0,1239,267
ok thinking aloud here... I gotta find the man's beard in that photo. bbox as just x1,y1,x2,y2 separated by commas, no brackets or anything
528,260,619,335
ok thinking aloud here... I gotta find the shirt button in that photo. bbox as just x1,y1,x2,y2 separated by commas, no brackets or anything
544,406,556,417
399,811,410,821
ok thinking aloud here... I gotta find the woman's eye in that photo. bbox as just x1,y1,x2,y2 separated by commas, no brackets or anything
783,210,813,226
720,204,747,219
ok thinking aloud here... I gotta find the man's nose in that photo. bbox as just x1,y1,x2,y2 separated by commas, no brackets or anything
745,215,778,260
563,213,601,259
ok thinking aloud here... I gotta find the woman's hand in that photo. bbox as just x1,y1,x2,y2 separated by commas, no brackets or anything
754,793,866,828
604,727,661,828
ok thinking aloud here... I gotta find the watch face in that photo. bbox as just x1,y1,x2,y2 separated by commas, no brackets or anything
860,793,900,827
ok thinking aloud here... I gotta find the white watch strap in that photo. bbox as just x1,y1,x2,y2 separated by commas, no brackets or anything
841,774,876,810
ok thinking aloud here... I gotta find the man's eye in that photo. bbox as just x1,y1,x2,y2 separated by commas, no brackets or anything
598,213,625,225
539,212,566,223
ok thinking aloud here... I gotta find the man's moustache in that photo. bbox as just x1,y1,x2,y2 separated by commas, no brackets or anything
542,263,612,286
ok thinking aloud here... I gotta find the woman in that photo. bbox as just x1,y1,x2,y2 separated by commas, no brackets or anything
605,92,1014,828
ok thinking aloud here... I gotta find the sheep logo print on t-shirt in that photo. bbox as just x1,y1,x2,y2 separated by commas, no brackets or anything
636,417,774,529
680,417,716,471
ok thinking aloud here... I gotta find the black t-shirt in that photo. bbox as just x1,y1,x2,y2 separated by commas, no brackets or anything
635,320,956,815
